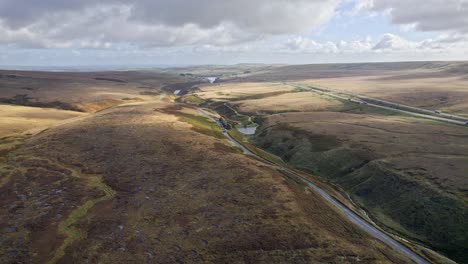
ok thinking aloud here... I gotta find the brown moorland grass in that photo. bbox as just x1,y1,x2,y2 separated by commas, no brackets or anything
237,61,468,117
0,104,86,137
262,112,468,194
0,102,412,263
196,82,297,100
295,74,468,117
2,66,465,262
231,91,345,114
0,70,199,112
197,70,467,262
252,111,468,262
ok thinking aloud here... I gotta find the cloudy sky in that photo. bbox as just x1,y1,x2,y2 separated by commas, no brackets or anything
1,0,467,66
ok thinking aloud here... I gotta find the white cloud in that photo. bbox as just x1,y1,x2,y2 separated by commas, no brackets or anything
277,33,467,54
338,37,374,53
372,33,417,51
282,37,339,53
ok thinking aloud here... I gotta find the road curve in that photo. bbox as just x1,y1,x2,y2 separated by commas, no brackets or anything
198,108,430,264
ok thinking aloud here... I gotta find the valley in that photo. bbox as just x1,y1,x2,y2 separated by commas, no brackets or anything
1,62,467,263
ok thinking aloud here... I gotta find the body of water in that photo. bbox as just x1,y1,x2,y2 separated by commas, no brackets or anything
207,77,217,83
236,126,257,135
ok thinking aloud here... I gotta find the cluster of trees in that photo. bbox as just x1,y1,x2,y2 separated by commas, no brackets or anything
218,117,231,129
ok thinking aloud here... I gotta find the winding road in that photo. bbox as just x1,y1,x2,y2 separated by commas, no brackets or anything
198,108,430,264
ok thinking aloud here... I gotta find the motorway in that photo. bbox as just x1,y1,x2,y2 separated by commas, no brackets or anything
299,85,468,126
197,108,430,264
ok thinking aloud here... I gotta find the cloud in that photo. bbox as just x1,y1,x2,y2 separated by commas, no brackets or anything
278,33,466,54
282,37,339,53
1,0,467,65
129,0,339,34
281,36,377,54
358,0,468,34
0,0,340,48
372,33,417,50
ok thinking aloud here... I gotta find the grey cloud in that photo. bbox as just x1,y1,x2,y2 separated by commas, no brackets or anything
128,0,338,34
0,0,339,48
0,0,107,28
365,0,468,33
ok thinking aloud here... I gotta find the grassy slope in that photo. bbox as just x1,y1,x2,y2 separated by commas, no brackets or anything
0,102,413,263
0,104,86,137
199,80,466,261
251,120,467,263
175,111,225,139
199,82,466,262
0,70,196,113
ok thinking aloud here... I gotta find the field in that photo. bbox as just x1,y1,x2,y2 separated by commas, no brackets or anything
0,70,416,263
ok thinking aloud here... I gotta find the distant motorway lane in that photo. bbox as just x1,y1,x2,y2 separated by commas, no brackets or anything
198,108,430,264
298,85,468,126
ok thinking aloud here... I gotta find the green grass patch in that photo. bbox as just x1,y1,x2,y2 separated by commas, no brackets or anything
228,128,287,166
182,95,206,105
177,112,224,139
210,102,257,127
49,176,115,264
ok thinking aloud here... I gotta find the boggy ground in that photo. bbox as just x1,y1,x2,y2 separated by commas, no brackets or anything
0,101,412,263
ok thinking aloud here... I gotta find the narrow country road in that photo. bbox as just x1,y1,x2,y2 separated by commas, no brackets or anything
300,85,468,126
198,108,430,264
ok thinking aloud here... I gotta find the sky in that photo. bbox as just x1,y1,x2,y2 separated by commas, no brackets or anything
0,0,468,67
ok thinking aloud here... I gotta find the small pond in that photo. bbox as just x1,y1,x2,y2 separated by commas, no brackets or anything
236,126,258,135
207,77,217,83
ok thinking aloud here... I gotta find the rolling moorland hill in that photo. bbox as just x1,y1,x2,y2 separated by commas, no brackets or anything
238,61,468,81
227,61,468,117
186,67,468,263
0,70,202,113
0,71,415,263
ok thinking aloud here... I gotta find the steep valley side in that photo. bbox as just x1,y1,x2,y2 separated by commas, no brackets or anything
251,115,468,262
